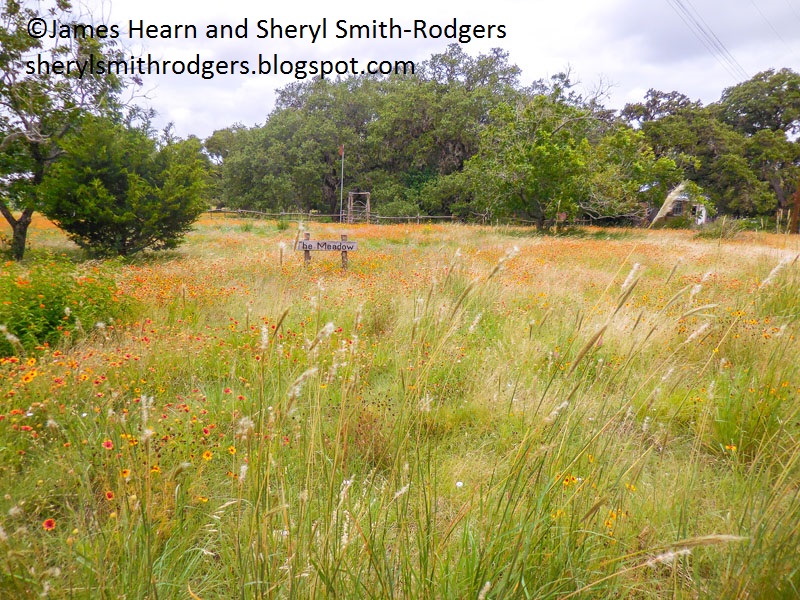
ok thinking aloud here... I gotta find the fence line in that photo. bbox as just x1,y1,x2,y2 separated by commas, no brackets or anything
205,209,458,224
204,209,594,227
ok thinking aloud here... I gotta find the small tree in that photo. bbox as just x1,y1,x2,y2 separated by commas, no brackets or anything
463,98,592,228
41,116,209,256
1,0,127,259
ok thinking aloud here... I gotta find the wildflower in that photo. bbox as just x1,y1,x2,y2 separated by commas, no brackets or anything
725,444,737,453
202,450,213,461
105,491,115,501
121,469,131,479
42,518,56,531
626,483,636,492
228,446,236,455
150,465,161,474
455,481,464,489
101,439,113,450
239,464,248,482
197,496,209,503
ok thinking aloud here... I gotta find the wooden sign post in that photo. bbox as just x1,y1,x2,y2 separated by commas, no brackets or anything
296,233,357,270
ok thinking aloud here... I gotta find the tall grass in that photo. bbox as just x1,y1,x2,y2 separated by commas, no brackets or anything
0,219,798,598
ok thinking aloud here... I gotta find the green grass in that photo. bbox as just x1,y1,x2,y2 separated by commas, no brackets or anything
1,219,799,598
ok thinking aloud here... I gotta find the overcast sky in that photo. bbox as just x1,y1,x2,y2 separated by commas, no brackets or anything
77,0,800,139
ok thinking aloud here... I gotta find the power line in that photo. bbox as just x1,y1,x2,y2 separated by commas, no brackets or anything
665,0,749,81
683,0,749,77
784,0,800,25
676,0,749,79
749,0,800,64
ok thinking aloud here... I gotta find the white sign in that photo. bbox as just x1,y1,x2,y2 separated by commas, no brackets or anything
296,240,358,251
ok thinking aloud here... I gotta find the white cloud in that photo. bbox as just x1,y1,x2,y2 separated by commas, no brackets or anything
73,0,800,138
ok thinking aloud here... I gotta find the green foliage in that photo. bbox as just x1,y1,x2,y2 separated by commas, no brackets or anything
218,45,523,215
583,125,682,222
655,214,693,229
625,71,800,221
0,0,129,259
718,68,800,135
695,216,746,239
375,200,419,217
0,255,123,356
2,220,799,597
41,117,209,256
463,97,592,227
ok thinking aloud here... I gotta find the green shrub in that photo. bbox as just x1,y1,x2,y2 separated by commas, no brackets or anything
375,200,419,218
695,216,746,239
657,214,693,229
0,256,124,356
40,116,209,257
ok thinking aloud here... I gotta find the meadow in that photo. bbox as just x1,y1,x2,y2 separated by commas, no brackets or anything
1,216,799,599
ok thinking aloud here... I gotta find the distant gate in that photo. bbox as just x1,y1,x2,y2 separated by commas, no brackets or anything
345,192,371,223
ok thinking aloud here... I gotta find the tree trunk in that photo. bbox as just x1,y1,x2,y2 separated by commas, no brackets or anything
1,205,33,261
790,183,800,235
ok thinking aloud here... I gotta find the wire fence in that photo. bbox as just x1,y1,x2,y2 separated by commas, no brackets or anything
203,209,605,228
204,209,461,225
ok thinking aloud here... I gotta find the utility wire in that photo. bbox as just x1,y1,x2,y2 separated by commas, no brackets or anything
677,0,749,79
749,0,800,63
665,0,749,81
784,0,800,25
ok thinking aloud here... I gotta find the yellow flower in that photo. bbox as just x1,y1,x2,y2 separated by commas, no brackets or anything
202,450,213,461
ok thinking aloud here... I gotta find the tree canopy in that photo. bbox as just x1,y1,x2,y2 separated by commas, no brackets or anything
40,116,209,256
206,48,798,229
1,0,128,259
